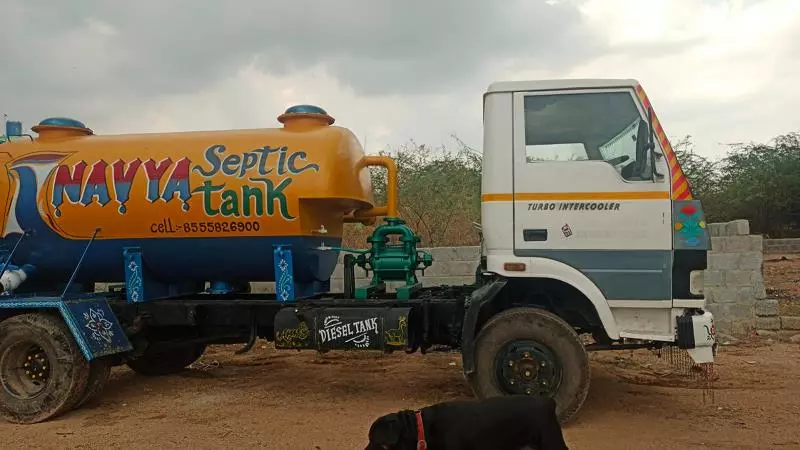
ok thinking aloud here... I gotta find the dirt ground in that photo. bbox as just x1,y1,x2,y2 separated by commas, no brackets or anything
0,256,798,449
0,340,798,449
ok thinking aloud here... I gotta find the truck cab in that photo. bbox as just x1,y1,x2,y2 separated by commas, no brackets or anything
478,78,715,360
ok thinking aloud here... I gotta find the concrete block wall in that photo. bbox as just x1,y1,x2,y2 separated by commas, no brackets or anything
763,238,800,254
704,219,766,337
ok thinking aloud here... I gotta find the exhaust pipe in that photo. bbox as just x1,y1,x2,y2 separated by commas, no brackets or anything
0,264,35,294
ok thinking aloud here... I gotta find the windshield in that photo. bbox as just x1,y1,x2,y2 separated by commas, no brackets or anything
523,91,643,165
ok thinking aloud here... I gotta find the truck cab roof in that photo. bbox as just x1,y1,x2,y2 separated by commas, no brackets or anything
485,78,641,94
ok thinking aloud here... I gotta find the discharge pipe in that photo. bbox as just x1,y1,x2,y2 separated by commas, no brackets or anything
0,264,35,294
344,155,399,223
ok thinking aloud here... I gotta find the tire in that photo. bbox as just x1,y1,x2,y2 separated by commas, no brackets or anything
76,358,112,408
468,307,590,424
126,342,207,376
0,312,91,424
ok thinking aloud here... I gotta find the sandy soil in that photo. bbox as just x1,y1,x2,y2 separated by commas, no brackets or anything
764,253,800,315
0,339,798,450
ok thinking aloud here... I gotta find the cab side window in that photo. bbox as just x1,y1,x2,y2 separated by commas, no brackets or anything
523,91,651,181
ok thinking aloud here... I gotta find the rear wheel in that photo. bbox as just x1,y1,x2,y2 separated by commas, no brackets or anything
0,312,91,424
76,358,112,408
126,342,207,376
468,307,590,424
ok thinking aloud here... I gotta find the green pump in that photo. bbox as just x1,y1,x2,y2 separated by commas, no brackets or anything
350,217,433,300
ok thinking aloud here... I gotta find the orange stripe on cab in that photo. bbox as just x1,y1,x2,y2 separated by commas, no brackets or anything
633,84,693,201
481,191,670,202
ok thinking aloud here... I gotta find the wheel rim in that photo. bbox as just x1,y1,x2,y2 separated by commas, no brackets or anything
1,342,52,399
494,340,562,397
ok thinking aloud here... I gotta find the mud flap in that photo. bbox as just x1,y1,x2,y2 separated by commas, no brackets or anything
676,310,717,364
0,296,132,361
460,278,508,376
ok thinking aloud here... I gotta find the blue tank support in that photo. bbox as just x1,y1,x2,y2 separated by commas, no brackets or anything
123,247,145,303
122,246,207,302
274,245,296,303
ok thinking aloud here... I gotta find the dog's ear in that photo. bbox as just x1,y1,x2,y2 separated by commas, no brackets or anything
370,413,403,445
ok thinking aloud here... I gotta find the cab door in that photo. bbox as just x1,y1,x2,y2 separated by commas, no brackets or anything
511,87,673,304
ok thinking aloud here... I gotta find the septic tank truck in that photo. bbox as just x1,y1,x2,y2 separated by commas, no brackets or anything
0,78,717,424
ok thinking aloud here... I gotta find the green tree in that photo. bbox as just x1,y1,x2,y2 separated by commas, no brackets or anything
714,132,800,237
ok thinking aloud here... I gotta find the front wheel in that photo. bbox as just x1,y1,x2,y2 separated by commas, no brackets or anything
126,342,207,376
0,312,91,424
467,307,590,424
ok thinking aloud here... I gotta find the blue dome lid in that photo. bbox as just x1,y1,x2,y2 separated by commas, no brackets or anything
277,104,335,127
37,117,88,129
283,104,328,115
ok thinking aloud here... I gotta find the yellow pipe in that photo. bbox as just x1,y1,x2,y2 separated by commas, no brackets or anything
345,155,399,221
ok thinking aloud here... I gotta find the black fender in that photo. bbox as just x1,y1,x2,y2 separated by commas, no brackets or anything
460,277,508,375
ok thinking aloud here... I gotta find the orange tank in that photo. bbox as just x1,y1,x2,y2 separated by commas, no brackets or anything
0,105,397,297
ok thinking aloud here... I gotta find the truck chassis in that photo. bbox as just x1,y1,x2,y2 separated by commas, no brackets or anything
0,264,704,425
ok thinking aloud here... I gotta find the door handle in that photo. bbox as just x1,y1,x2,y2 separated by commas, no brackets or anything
523,229,548,242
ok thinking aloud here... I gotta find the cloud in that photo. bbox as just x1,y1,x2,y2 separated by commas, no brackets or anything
503,0,800,158
0,0,798,159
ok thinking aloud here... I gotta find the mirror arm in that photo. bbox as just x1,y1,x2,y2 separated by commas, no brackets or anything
647,107,664,182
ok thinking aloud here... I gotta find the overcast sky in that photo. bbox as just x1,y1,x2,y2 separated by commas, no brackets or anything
2,0,798,160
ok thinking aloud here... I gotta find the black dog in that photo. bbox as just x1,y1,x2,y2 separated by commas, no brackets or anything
365,395,568,450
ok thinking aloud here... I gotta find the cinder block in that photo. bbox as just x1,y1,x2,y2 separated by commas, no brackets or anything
725,219,750,236
706,286,754,304
708,222,726,237
707,302,754,320
736,286,759,303
752,280,767,300
710,237,728,253
754,316,781,331
708,252,739,270
425,247,459,262
737,252,764,270
453,246,481,262
723,235,763,253
723,270,754,287
702,270,725,287
754,299,780,317
781,316,800,331
710,235,764,253
423,260,477,277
